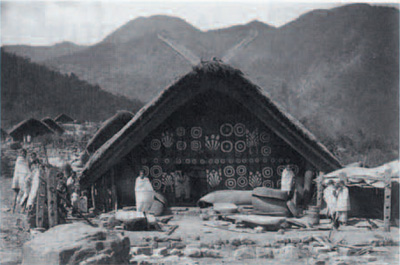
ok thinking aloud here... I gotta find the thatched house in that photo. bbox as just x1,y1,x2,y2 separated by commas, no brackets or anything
42,117,65,135
80,62,341,210
9,118,54,143
86,110,134,155
54,113,74,124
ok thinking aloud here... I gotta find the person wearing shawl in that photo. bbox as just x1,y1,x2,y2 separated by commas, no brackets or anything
335,180,351,225
323,180,337,224
135,170,154,213
20,158,41,212
11,149,30,213
25,163,48,228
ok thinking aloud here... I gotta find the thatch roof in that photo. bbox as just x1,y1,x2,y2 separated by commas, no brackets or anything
8,118,54,141
42,117,65,135
1,128,9,140
86,110,134,154
54,113,74,123
80,61,341,188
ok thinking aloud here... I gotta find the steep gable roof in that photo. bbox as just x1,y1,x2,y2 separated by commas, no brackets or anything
80,61,341,187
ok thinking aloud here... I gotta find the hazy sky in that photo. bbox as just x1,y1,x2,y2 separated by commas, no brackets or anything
1,1,398,46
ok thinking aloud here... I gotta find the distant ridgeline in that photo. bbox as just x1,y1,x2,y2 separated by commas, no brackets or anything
1,50,143,129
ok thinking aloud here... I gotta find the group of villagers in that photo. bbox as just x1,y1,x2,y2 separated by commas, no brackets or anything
11,148,84,229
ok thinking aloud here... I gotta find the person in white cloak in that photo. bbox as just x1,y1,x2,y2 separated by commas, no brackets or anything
20,158,41,212
335,180,350,225
135,170,154,213
323,180,337,223
11,149,30,213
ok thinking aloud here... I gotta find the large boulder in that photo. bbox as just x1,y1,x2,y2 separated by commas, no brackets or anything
22,222,130,265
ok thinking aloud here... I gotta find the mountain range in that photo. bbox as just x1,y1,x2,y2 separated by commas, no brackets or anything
3,3,399,166
1,50,142,129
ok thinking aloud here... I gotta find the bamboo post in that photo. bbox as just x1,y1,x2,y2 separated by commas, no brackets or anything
316,171,324,208
384,168,392,232
91,184,96,211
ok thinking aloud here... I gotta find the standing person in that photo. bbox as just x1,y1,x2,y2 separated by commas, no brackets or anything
336,180,351,226
20,157,42,212
135,170,154,213
323,180,338,224
11,149,30,213
26,163,47,229
63,164,76,200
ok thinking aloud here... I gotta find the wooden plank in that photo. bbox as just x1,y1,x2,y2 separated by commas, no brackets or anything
46,168,58,228
91,184,96,211
36,175,47,228
384,169,392,232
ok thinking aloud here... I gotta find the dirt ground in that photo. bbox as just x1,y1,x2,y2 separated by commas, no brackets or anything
1,175,399,265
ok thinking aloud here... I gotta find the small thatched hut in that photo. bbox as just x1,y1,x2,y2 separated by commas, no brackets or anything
9,118,54,142
86,110,134,155
80,62,341,210
54,113,74,124
42,117,65,135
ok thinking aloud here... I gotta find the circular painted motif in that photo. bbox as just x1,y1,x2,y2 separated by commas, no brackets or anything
176,141,187,151
150,165,163,178
262,167,273,178
255,158,260,163
220,123,233,137
276,180,282,188
142,166,150,177
150,139,161,150
277,165,286,176
152,179,162,190
271,158,276,163
261,146,271,156
164,158,170,164
192,159,197,164
235,140,246,153
191,140,202,151
191,127,202,139
185,158,191,164
237,165,247,176
175,158,182,164
278,158,284,163
221,141,233,153
241,158,247,163
228,158,234,164
225,178,237,189
234,123,246,137
214,158,220,164
237,176,248,188
176,127,185,137
200,159,206,165
249,158,254,164
220,159,226,164
235,158,241,164
208,159,214,165
260,132,270,143
263,180,274,188
224,166,235,178
153,158,159,164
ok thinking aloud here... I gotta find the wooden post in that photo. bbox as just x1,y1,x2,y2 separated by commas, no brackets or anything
384,169,392,232
46,168,58,228
91,184,96,211
36,174,47,228
316,171,324,208
111,168,118,212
